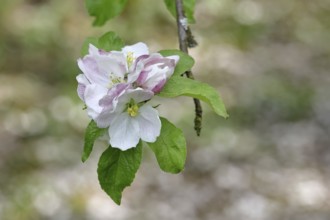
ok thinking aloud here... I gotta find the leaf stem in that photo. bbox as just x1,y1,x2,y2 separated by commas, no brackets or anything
175,0,202,136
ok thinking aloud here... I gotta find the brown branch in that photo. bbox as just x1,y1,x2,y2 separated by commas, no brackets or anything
175,0,202,136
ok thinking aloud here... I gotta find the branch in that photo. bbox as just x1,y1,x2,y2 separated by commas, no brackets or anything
175,0,202,136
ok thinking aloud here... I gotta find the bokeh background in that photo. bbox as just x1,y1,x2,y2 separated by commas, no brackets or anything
1,0,330,219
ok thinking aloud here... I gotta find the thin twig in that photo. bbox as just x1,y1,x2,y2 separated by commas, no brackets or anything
175,0,202,136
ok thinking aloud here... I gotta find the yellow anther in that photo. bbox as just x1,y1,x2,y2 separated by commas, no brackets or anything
112,78,122,84
127,105,139,117
108,75,124,88
127,52,134,68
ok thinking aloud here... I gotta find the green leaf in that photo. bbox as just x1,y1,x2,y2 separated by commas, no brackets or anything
159,76,229,118
82,120,107,162
97,142,142,205
85,0,129,26
164,0,196,24
81,31,125,56
98,32,125,51
147,117,186,174
159,50,195,76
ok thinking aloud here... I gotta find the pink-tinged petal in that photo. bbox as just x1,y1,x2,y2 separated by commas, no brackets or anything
101,51,128,78
109,113,140,150
136,105,161,143
99,83,130,107
84,84,108,119
164,55,178,78
122,42,149,58
136,70,149,85
127,56,148,83
90,53,127,85
88,44,99,55
99,83,131,117
78,57,109,86
166,55,180,65
77,84,86,101
140,65,168,92
129,53,178,93
151,78,167,93
94,84,131,128
76,74,90,101
78,48,128,88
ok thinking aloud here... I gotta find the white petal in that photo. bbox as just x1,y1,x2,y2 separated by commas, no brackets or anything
95,111,115,128
114,88,154,111
136,105,161,143
126,88,154,103
88,44,100,55
84,84,108,119
76,74,89,85
109,113,140,150
122,42,149,58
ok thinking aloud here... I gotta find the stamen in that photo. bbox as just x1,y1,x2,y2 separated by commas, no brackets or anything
127,52,134,68
108,74,124,88
127,104,139,117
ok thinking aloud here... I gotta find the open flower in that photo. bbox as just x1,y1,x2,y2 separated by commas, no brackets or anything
98,88,161,150
76,43,149,100
77,44,127,91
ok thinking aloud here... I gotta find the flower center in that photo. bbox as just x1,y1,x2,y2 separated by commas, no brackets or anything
127,104,139,117
126,52,134,68
108,75,125,88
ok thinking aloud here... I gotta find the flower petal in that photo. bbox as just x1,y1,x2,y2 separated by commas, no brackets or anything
88,44,100,56
97,52,127,79
109,113,140,150
125,88,154,103
136,105,161,143
95,83,131,128
122,42,149,59
84,84,108,119
78,50,127,88
77,57,109,86
150,78,167,93
95,111,116,128
76,74,90,101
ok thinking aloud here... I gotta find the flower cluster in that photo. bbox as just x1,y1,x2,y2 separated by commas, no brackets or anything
76,43,179,150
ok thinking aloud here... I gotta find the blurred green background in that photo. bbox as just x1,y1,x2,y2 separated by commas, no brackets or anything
1,0,330,219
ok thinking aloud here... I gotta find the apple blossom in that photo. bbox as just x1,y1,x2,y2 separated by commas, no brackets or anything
99,88,161,150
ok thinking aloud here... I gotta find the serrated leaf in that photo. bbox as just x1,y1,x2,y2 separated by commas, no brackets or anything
164,0,196,24
147,117,186,174
82,120,107,162
159,50,194,76
159,76,229,118
81,31,125,56
97,142,142,205
85,0,129,26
